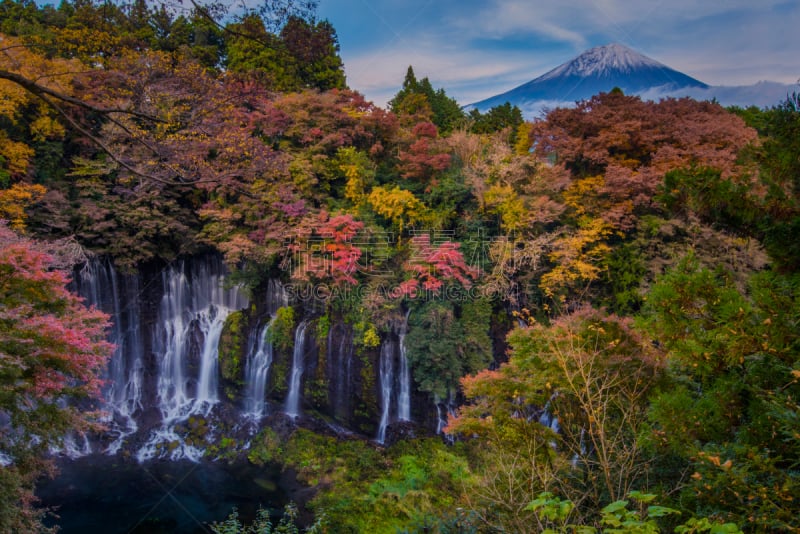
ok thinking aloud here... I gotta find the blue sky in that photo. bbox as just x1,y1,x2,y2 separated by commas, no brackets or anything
316,0,800,108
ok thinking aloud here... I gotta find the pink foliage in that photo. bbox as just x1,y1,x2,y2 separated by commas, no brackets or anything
400,233,481,296
412,121,439,138
320,213,364,242
292,213,366,286
273,199,307,218
398,121,452,182
0,224,113,403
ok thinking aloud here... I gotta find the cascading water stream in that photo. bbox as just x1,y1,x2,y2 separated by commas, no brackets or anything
377,339,396,444
104,265,144,454
377,312,413,443
397,338,411,422
138,259,248,461
154,268,191,421
435,391,457,440
243,279,287,420
265,279,288,315
74,259,144,455
244,321,274,418
537,396,562,451
334,327,346,417
327,323,354,421
538,398,561,434
195,307,228,406
285,320,310,418
397,311,412,422
59,434,93,459
571,428,588,467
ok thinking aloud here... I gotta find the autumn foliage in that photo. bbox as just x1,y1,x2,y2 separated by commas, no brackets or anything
0,222,112,425
291,212,365,286
398,232,479,296
2,1,800,529
398,121,451,184
529,92,757,230
0,222,112,531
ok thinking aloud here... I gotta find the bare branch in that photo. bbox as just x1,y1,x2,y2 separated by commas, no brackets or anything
0,68,162,122
40,94,185,186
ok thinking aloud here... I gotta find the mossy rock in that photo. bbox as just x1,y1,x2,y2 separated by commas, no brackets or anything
187,416,209,440
248,428,282,465
270,358,288,396
359,349,377,414
267,306,296,353
306,375,329,409
306,328,329,409
317,313,330,346
219,310,246,384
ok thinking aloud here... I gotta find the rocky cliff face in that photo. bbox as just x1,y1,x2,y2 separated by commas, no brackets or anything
69,255,435,461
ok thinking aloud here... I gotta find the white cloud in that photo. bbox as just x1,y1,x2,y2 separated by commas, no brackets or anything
450,0,794,51
452,1,587,47
344,42,544,107
654,4,800,85
326,0,800,107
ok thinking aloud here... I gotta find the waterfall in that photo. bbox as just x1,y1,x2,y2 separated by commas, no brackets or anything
111,272,144,430
327,323,354,421
539,409,561,434
195,308,227,404
265,279,288,315
377,311,413,443
397,311,411,422
154,261,247,420
435,391,457,439
139,259,248,461
538,397,561,434
377,338,396,444
243,279,286,420
58,434,93,459
75,259,144,454
344,334,353,415
66,257,458,459
104,267,144,454
285,320,310,418
537,397,561,451
571,428,587,468
153,267,192,421
244,321,274,418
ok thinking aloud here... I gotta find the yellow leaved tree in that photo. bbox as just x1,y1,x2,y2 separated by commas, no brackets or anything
367,185,427,233
0,33,81,229
540,216,613,305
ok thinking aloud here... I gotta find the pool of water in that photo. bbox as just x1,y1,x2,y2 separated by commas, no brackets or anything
37,455,288,533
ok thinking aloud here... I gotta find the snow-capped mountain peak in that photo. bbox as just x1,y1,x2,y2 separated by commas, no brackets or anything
538,43,666,80
469,42,720,117
467,43,795,119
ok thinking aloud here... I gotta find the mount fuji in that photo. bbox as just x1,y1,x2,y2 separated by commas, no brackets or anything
469,43,796,118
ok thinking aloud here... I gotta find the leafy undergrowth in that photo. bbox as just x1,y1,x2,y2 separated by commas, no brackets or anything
248,429,474,532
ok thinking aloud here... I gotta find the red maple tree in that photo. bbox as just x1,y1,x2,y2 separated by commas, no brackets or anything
399,233,480,296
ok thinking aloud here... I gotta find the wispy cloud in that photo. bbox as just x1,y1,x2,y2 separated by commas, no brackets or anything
450,1,587,47
344,42,544,106
319,0,800,107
